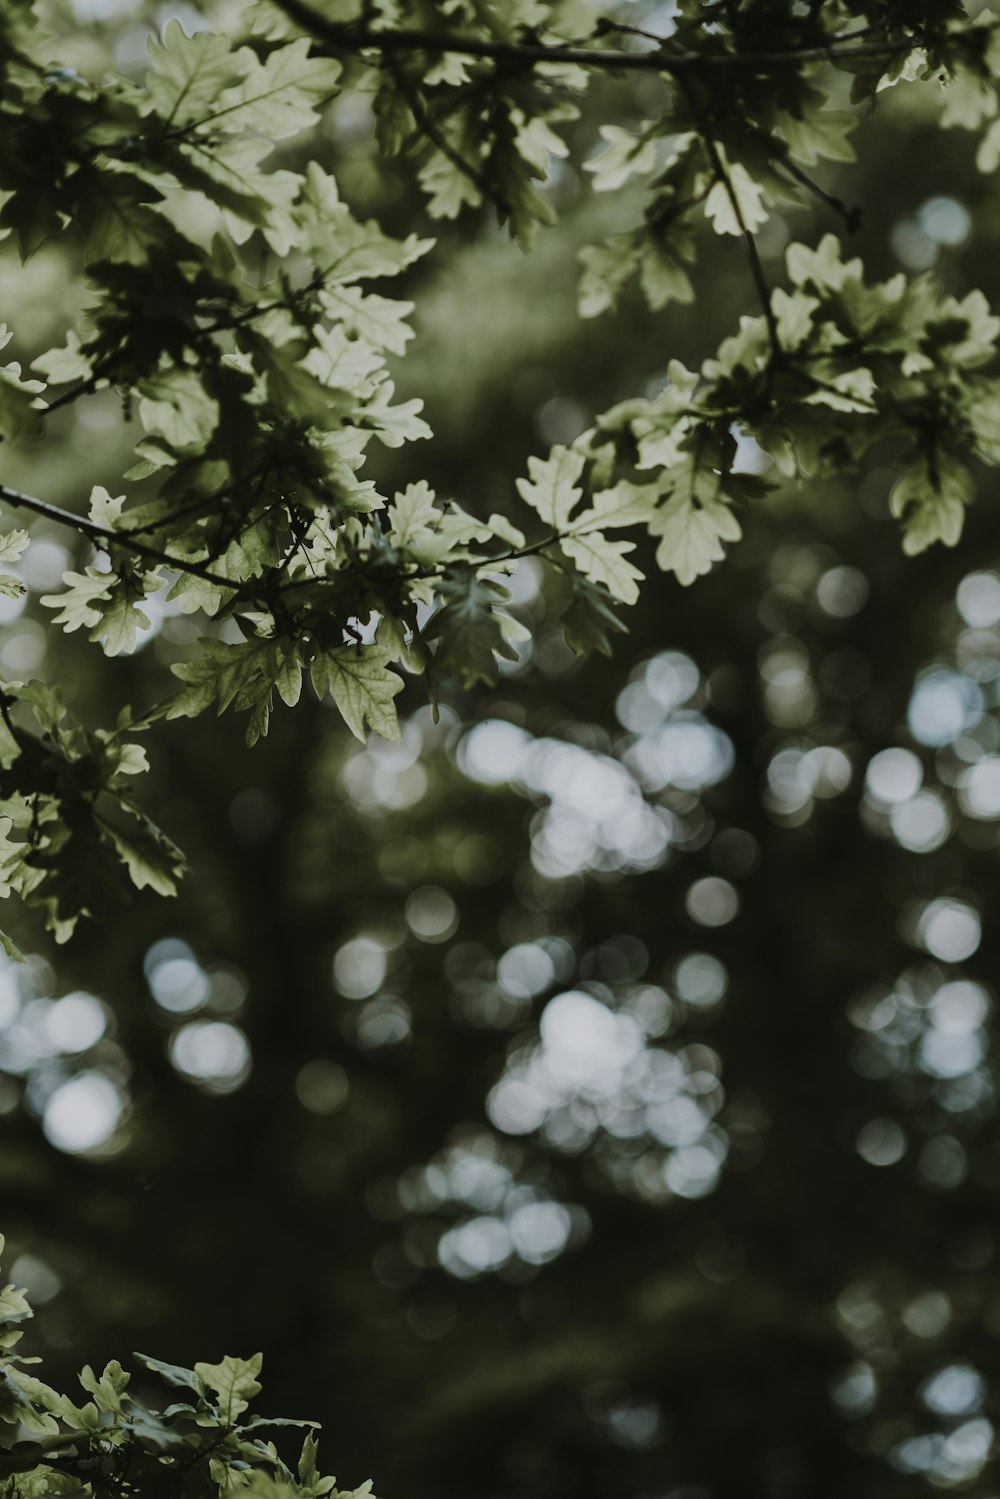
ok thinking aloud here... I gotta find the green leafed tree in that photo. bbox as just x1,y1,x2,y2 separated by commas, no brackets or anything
0,0,999,954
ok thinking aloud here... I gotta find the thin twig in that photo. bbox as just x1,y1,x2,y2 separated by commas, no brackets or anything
387,60,497,209
774,154,862,230
746,125,862,231
673,76,781,361
43,375,101,415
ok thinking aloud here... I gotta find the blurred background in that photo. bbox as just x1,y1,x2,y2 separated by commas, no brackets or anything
4,3,1000,1497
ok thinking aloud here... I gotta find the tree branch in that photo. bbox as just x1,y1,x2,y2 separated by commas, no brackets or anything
0,483,239,592
270,0,968,77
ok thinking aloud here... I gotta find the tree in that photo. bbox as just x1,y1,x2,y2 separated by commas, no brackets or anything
1,0,999,942
4,4,1000,1499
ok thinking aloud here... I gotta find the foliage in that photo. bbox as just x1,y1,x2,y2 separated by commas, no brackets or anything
1,0,1000,944
0,1236,370,1499
6,5,1000,1496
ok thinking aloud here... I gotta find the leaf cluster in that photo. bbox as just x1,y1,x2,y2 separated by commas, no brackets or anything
0,1236,372,1499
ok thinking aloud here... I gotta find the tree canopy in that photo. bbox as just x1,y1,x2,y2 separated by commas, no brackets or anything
5,3,1000,1499
3,0,1000,940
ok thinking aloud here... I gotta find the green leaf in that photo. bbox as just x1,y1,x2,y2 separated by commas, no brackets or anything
31,331,92,385
648,488,743,585
515,446,585,530
580,480,659,531
977,115,1000,172
101,813,186,897
385,487,492,564
801,366,876,413
0,530,29,563
171,135,300,246
207,39,341,139
927,289,1000,368
138,368,220,453
0,1283,32,1325
168,638,266,720
166,569,232,618
298,1430,337,1497
296,164,432,279
133,1352,203,1393
93,583,153,657
771,288,819,350
147,20,255,127
560,532,643,605
778,103,857,164
78,1360,130,1415
320,286,415,356
890,454,974,554
167,637,296,743
88,486,125,527
0,931,24,962
16,681,67,734
0,1369,61,1434
638,238,695,311
362,388,432,448
577,235,641,319
418,153,482,220
583,125,658,191
486,513,526,550
231,1477,300,1499
969,385,1000,462
311,645,403,742
274,643,303,708
0,363,45,440
387,481,439,548
46,1394,101,1432
105,740,150,780
561,572,628,657
75,169,165,265
0,816,27,900
240,1415,318,1432
126,1399,192,1450
786,234,857,293
423,570,520,689
40,569,112,634
704,161,768,236
941,65,998,131
302,323,383,393
874,45,928,93
193,1353,263,1423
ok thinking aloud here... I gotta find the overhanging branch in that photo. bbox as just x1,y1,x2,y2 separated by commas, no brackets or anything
0,483,238,591
270,0,958,77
